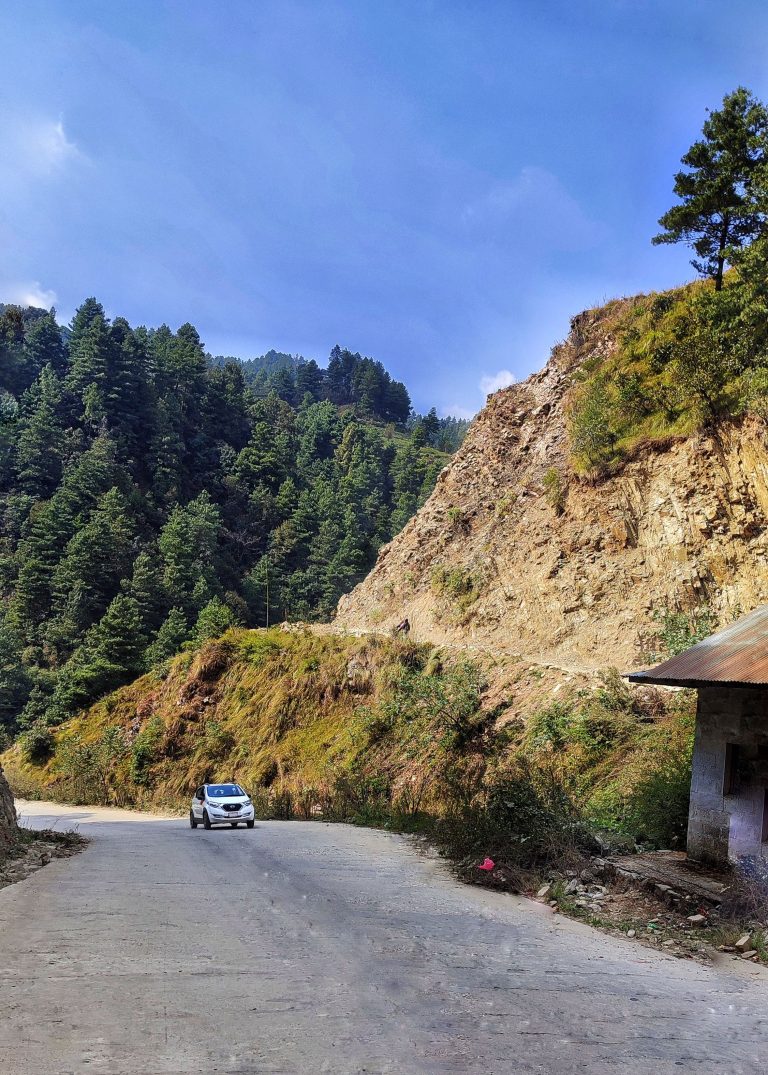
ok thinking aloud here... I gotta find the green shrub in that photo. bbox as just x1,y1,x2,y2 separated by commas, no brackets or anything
566,274,768,472
568,375,617,470
527,673,636,757
542,468,566,513
202,719,234,761
437,758,592,889
19,722,54,764
430,565,483,617
588,750,692,849
447,506,468,530
58,726,127,805
527,702,573,749
494,494,516,517
129,717,165,786
648,605,715,659
236,631,285,666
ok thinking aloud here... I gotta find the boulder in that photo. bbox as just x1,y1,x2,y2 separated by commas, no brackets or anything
735,933,753,953
0,765,18,852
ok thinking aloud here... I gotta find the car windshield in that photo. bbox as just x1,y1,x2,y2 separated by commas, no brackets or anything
207,784,245,798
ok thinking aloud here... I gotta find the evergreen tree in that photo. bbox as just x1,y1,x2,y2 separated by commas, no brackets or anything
0,613,31,735
23,313,66,378
158,492,221,611
15,365,65,498
0,296,452,733
145,607,189,667
69,297,106,349
0,306,28,395
124,549,165,632
66,312,112,407
50,487,135,638
653,88,768,290
421,407,440,445
295,359,323,402
51,594,145,719
193,596,237,642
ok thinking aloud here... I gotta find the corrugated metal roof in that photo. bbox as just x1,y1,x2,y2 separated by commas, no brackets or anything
627,605,768,688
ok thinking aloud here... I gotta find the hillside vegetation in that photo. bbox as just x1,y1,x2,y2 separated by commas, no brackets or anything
0,301,460,742
5,627,695,869
567,262,768,473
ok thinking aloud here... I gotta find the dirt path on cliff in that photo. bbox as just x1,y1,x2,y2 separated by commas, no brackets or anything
1,800,766,1073
305,620,603,678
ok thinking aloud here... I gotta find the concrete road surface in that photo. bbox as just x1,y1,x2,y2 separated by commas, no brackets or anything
1,801,767,1075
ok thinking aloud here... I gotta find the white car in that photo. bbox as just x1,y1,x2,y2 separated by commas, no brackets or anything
190,783,255,830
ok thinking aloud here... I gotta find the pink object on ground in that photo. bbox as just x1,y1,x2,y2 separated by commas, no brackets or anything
477,857,495,871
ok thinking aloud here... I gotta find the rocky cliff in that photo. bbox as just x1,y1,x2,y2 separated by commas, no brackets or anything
336,301,768,670
0,766,18,852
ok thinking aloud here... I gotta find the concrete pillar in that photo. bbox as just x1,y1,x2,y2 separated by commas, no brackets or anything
687,686,768,864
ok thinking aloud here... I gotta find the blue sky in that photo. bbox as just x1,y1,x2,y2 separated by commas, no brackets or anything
1,1,767,415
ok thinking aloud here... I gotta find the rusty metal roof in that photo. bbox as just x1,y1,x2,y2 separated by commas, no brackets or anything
627,606,768,688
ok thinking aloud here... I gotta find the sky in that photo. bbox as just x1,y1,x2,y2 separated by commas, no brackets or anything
1,1,768,416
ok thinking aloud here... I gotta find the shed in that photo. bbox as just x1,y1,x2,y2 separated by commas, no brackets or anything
629,606,768,865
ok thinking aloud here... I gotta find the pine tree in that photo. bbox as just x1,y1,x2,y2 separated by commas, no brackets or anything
294,359,323,403
69,298,106,350
124,549,165,632
50,487,136,638
158,492,221,611
66,312,112,406
193,597,237,642
145,607,189,667
0,613,31,735
14,365,65,498
0,305,28,395
51,594,145,719
23,313,66,379
0,295,450,734
653,88,768,290
9,493,76,642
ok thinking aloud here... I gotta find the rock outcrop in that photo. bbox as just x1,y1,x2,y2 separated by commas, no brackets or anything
336,302,768,670
0,765,18,852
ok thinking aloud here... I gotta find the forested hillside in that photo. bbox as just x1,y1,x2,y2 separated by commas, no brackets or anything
0,299,461,742
210,346,470,453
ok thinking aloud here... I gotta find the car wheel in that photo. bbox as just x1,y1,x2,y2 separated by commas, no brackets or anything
203,810,211,830
230,822,238,828
189,810,198,829
246,820,255,829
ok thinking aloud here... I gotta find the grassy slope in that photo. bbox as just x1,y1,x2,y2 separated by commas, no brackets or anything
3,627,695,850
566,274,756,472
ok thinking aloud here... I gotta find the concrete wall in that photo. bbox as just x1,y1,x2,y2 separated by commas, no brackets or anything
687,686,768,864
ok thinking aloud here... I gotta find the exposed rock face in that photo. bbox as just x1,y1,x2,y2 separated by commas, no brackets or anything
336,304,768,671
0,765,18,851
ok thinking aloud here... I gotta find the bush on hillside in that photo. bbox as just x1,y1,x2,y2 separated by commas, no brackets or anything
567,260,768,473
436,757,593,890
19,722,54,764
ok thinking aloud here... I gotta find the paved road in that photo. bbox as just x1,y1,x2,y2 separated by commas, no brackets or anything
1,802,767,1075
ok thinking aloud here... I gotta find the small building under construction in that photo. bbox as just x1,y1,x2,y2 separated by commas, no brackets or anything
629,606,768,866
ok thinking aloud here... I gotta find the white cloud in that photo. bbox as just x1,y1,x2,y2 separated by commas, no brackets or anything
479,369,516,396
462,166,602,253
18,118,81,175
0,116,83,195
3,281,58,309
29,119,80,170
